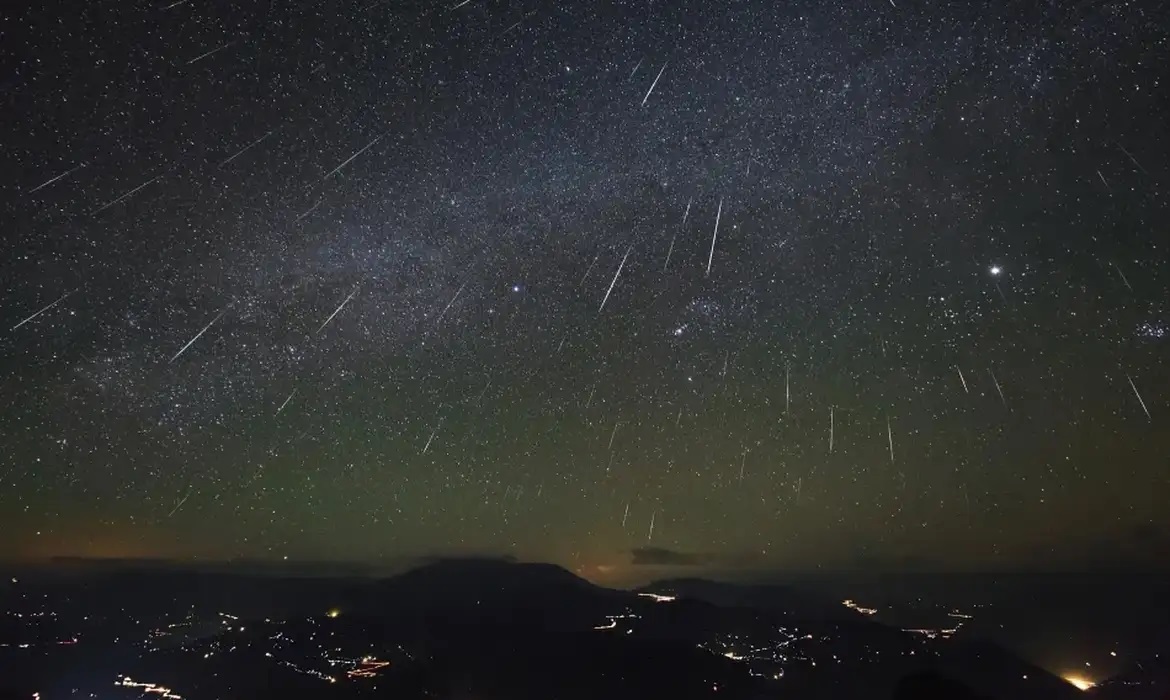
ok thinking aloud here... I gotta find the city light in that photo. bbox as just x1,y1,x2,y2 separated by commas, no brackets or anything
116,677,182,700
348,658,390,678
841,599,878,616
637,592,677,603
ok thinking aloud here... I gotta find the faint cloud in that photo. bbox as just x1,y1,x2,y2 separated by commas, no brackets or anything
629,547,765,567
630,547,708,566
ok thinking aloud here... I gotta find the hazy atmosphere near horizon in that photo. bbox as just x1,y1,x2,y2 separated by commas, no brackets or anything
1,0,1168,581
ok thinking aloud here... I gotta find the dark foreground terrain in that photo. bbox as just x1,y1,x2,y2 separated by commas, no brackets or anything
1,559,1166,699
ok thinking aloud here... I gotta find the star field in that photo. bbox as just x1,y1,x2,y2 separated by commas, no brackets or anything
1,0,1168,576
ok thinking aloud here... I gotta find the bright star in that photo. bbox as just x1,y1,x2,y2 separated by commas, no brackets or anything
989,265,1002,276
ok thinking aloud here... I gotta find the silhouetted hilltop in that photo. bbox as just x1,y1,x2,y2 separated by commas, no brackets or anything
390,557,597,595
366,558,627,631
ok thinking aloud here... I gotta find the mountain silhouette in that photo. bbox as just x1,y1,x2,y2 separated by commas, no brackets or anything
5,558,1091,700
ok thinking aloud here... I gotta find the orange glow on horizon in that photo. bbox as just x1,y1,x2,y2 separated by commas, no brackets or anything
1063,674,1095,691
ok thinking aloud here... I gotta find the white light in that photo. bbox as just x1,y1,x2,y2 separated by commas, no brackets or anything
637,592,676,603
989,265,1002,276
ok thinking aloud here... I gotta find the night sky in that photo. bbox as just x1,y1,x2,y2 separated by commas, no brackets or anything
1,0,1167,579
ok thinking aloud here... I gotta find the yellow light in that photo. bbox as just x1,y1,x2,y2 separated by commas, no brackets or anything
326,609,341,619
1064,674,1095,691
